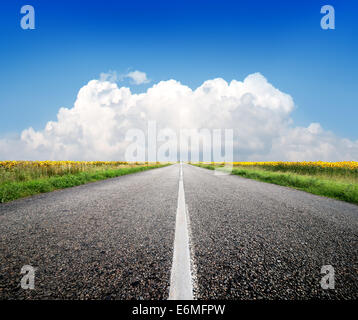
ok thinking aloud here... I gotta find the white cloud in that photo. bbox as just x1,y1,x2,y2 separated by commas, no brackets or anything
0,72,357,161
99,70,119,83
125,70,150,85
99,70,150,85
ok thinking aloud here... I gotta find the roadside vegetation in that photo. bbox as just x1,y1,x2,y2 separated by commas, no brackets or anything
192,161,358,205
0,161,170,203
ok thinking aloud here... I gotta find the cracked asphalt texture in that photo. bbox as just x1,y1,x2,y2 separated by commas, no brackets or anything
183,164,358,299
1,163,357,300
0,165,178,299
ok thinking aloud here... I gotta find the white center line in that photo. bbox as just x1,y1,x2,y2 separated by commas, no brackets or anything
168,162,194,300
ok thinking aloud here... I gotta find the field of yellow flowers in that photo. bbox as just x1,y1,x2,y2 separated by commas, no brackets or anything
203,161,358,182
194,161,358,204
0,161,166,203
0,160,156,184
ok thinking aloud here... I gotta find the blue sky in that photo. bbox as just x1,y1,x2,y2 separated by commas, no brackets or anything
0,0,357,142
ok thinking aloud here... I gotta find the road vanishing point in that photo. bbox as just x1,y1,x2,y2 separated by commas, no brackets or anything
0,163,357,299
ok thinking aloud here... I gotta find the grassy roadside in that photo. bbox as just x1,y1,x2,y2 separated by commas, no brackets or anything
0,164,170,203
193,163,358,205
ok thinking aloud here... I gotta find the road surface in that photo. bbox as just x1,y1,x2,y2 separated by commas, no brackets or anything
0,164,357,299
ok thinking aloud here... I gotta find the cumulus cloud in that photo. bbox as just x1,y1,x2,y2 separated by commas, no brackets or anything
99,70,119,83
99,70,150,85
125,70,150,85
0,72,357,161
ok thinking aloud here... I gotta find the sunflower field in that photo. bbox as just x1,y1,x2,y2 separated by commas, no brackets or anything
204,161,358,183
0,161,166,202
194,161,358,204
0,160,156,184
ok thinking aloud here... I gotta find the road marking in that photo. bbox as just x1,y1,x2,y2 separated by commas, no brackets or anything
168,162,194,300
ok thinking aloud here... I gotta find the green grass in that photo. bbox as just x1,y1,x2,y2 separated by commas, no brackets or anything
193,164,358,205
0,164,169,203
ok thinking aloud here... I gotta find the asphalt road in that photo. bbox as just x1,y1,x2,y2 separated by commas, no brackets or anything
184,164,358,299
0,165,178,299
0,164,357,299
